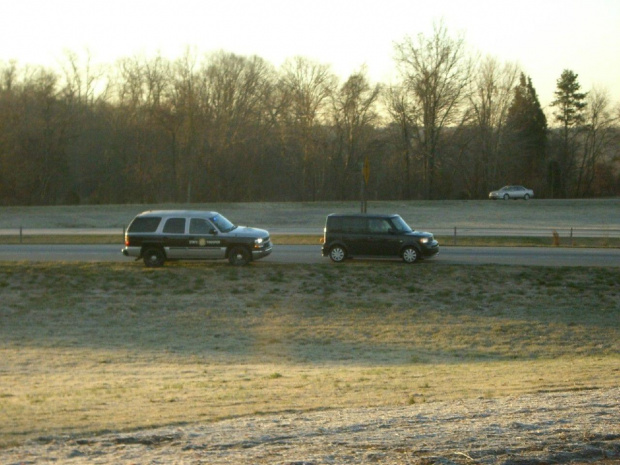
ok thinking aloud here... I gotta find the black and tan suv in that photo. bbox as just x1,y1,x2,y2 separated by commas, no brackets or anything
122,210,272,266
321,213,439,263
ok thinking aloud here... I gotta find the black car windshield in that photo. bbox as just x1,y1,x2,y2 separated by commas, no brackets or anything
391,215,413,233
210,214,236,233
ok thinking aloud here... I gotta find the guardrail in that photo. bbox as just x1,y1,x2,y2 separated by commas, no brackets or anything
431,227,620,246
431,227,620,239
1,226,619,242
0,228,126,243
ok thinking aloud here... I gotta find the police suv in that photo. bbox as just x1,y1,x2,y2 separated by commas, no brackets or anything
122,210,272,266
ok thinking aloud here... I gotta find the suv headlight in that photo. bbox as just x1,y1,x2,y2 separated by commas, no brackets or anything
254,238,264,246
419,238,429,244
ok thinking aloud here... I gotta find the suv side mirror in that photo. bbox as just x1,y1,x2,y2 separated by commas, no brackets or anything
209,228,218,235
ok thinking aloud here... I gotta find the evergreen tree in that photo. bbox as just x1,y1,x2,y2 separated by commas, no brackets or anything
505,73,547,191
550,69,587,197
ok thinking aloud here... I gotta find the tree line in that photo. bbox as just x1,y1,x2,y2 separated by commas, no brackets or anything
1,23,619,206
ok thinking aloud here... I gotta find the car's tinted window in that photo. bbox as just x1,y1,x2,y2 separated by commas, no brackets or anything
163,218,186,234
368,218,392,233
210,214,236,232
189,218,212,234
340,217,367,233
327,216,341,232
128,216,161,233
391,216,412,233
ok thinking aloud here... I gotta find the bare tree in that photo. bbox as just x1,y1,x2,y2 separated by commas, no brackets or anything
200,52,275,200
59,50,109,106
279,56,336,200
467,56,520,196
384,84,418,198
3,66,71,204
576,87,617,196
393,21,473,198
169,48,202,202
330,68,381,199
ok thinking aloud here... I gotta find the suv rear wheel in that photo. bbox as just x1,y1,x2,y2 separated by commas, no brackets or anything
143,247,165,267
402,246,420,264
329,245,346,263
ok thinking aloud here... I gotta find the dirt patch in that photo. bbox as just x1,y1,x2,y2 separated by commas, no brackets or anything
3,388,618,464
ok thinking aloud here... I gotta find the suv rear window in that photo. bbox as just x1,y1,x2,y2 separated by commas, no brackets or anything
128,216,161,233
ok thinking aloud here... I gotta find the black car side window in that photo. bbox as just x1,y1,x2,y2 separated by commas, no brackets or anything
368,218,391,233
163,218,186,234
341,217,366,233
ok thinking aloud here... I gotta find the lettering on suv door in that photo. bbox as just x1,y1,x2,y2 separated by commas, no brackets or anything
188,218,225,259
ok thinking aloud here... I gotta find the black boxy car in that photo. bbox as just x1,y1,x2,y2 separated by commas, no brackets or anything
321,213,439,263
122,210,272,266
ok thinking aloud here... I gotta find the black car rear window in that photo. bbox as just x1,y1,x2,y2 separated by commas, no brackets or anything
128,216,161,233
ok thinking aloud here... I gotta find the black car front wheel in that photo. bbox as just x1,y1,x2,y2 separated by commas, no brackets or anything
228,246,251,266
142,247,165,267
402,246,420,264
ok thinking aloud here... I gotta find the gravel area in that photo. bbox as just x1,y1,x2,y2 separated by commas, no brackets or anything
3,388,618,464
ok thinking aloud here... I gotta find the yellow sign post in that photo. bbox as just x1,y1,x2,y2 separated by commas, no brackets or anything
361,156,369,213
363,156,370,185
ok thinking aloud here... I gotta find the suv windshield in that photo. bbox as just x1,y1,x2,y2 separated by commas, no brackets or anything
391,215,413,233
210,214,236,233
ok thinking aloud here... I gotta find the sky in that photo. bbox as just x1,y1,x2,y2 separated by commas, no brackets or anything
2,0,619,109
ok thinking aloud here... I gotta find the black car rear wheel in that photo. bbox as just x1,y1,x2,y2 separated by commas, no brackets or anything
329,245,346,263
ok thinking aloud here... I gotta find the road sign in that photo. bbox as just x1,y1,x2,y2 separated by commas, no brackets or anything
363,156,370,185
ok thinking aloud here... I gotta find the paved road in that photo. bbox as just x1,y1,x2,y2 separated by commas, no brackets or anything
0,244,618,267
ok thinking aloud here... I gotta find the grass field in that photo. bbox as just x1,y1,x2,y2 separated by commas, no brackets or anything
1,198,619,231
1,261,618,449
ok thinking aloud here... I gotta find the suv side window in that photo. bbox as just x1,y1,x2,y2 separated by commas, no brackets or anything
163,218,186,234
189,218,213,234
128,216,161,233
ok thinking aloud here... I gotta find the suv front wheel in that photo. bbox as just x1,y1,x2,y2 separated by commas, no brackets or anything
329,245,346,263
143,246,166,267
228,246,251,266
402,246,420,264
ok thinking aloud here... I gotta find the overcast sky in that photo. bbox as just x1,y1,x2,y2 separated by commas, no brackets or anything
2,0,619,108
